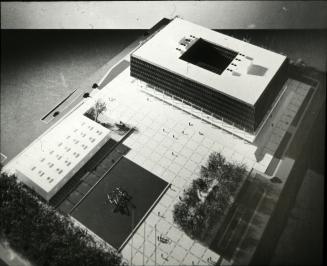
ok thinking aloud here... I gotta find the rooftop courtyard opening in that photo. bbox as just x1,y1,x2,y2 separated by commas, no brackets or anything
180,38,238,75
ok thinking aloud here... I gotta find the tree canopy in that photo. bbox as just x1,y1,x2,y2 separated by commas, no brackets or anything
173,152,247,242
0,172,123,266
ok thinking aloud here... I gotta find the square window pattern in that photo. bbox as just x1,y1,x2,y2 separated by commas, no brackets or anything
19,115,111,194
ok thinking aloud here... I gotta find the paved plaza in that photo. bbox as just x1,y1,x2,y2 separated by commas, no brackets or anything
82,67,311,265
2,62,312,265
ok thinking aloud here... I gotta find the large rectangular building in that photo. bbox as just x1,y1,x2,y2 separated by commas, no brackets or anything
130,18,288,132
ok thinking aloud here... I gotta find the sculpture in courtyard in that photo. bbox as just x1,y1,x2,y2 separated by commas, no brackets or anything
106,187,133,215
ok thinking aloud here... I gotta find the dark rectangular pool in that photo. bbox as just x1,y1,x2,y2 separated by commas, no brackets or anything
71,157,169,250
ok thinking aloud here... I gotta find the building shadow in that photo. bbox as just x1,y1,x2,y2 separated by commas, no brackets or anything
247,64,268,76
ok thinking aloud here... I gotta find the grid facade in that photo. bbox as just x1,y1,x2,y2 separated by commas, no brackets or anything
253,60,288,129
130,56,288,133
131,56,255,132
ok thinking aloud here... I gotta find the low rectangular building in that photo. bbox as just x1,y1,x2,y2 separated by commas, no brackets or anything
14,114,111,201
131,18,288,132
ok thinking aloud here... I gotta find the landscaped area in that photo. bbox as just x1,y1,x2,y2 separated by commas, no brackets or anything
71,157,169,250
84,99,133,135
0,171,123,266
173,152,247,244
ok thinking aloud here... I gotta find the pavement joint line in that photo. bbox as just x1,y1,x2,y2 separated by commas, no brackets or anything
216,204,241,249
68,155,124,215
141,88,253,143
65,198,75,206
278,79,320,161
119,183,172,252
53,177,84,208
272,159,284,177
90,128,135,172
213,169,254,249
223,214,243,251
231,189,267,262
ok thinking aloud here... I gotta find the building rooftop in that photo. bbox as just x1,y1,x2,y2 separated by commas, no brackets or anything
132,18,287,106
14,114,111,200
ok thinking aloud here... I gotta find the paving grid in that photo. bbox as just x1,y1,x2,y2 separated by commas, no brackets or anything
211,179,267,261
2,65,312,265
83,68,312,265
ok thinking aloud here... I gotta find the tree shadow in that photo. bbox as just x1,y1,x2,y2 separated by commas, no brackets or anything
112,201,136,217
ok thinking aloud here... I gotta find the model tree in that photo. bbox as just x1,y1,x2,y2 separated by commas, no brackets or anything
94,100,107,123
84,99,107,122
0,172,123,266
173,152,247,242
107,187,133,215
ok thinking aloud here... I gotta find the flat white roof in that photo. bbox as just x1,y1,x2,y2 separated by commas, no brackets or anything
132,18,287,106
14,114,110,195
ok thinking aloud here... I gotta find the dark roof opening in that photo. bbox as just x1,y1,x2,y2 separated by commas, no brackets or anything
179,38,238,75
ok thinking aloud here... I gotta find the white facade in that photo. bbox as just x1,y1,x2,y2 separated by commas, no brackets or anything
14,114,111,201
132,18,287,106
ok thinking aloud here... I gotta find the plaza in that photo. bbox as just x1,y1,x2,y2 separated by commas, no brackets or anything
86,64,311,265
3,42,313,266
1,17,322,266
